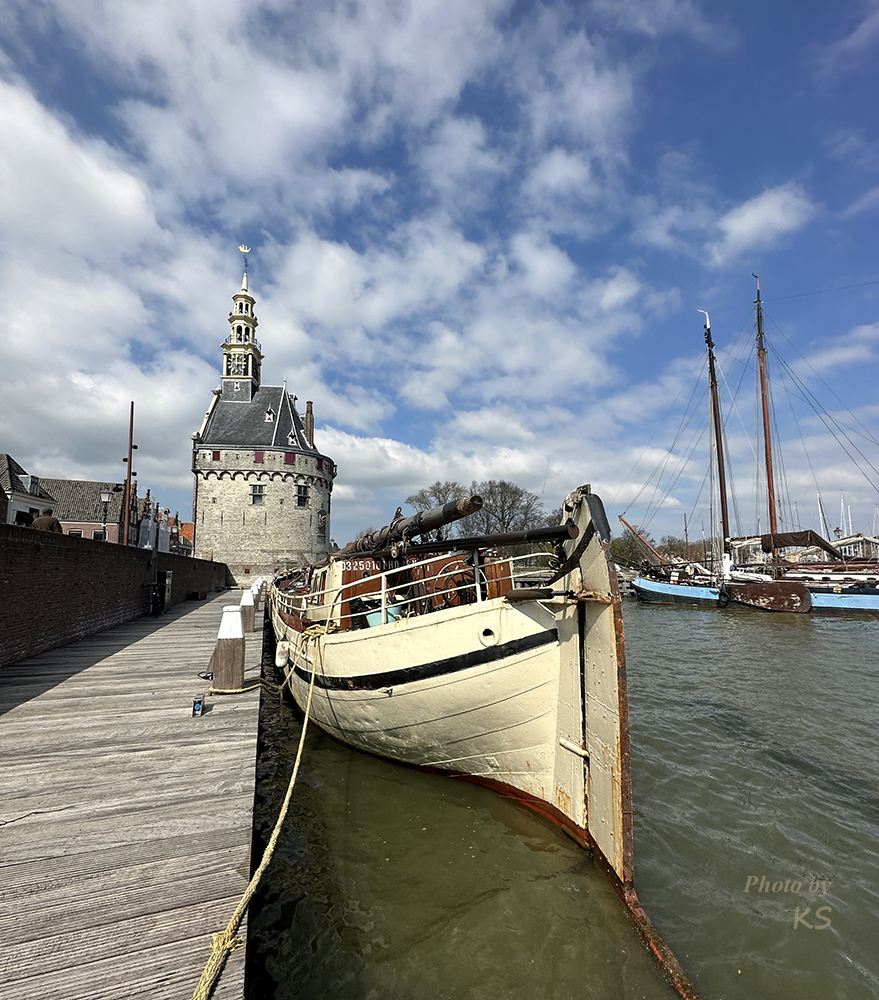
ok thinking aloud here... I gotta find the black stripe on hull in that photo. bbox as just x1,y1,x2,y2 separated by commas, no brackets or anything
292,628,559,692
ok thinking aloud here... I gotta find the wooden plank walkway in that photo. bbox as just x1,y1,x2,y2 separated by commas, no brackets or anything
0,594,263,1000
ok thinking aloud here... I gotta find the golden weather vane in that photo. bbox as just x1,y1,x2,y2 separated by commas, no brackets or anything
238,244,251,273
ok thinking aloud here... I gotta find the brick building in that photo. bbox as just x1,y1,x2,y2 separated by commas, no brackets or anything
1,455,57,525
191,270,336,583
40,478,127,542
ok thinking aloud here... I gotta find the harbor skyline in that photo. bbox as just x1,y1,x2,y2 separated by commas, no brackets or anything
1,0,877,544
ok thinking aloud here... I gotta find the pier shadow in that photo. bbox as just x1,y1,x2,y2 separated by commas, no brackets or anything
0,596,227,719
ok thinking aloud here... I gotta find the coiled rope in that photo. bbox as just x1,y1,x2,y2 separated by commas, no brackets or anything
189,622,333,1000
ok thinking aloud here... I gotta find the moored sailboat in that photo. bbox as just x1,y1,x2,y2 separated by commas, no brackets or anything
630,282,879,617
269,484,702,998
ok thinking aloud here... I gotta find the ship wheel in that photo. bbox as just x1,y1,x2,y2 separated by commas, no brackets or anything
432,558,475,608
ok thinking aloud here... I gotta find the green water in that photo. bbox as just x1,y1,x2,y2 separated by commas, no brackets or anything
245,604,879,999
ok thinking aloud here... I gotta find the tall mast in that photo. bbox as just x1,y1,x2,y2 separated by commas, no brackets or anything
754,275,778,543
123,401,135,546
817,490,830,540
699,310,731,553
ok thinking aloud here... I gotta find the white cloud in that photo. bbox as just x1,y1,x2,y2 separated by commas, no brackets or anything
842,186,879,218
707,183,818,265
511,7,634,153
824,128,879,171
796,323,879,376
417,116,505,208
588,0,738,48
813,3,879,78
510,232,576,296
0,78,160,265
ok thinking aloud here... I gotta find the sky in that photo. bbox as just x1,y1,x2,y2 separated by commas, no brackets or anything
1,0,878,547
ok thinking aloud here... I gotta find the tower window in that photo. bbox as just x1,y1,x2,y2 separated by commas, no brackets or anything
297,485,309,507
236,325,243,341
251,484,265,505
244,328,250,342
238,303,244,313
284,452,295,465
212,450,221,461
317,458,324,471
254,451,264,463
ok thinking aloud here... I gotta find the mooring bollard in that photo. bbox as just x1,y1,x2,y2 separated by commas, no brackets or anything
250,581,261,614
240,588,255,632
209,605,245,690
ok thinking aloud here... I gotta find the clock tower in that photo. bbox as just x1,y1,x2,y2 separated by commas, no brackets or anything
191,258,337,584
221,272,263,401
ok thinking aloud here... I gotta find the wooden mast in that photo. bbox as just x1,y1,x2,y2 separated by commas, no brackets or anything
753,275,779,560
700,311,731,555
618,514,669,565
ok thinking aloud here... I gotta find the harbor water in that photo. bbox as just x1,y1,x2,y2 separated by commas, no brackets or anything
245,604,879,1000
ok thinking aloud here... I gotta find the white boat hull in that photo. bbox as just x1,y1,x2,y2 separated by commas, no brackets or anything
282,598,574,815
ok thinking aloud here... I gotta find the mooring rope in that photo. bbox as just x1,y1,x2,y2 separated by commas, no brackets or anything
189,623,331,1000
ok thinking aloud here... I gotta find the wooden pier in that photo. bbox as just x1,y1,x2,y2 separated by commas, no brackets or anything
0,593,263,1000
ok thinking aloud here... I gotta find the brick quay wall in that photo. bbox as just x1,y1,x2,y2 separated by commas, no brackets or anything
0,523,230,668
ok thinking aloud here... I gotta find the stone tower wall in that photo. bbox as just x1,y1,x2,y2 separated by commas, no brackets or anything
193,447,332,583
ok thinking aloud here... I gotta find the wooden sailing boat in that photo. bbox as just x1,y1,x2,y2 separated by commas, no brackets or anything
632,281,879,616
631,284,831,613
269,485,702,998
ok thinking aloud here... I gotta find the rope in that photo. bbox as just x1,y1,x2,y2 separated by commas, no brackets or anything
189,622,331,1000
209,678,284,696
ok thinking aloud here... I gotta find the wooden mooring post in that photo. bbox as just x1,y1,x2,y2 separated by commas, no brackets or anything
210,605,246,690
239,588,255,633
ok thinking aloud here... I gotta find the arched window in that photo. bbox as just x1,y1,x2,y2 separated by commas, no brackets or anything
244,328,250,342
238,302,244,313
236,325,243,341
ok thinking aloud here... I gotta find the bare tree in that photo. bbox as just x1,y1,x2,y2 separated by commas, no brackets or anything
404,480,469,514
611,524,656,566
405,478,546,538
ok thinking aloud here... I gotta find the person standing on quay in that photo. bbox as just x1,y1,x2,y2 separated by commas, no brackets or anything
31,508,63,533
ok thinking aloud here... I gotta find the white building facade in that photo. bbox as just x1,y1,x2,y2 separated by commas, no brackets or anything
191,273,336,584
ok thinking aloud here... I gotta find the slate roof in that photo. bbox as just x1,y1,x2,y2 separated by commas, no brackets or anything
200,384,322,453
39,478,126,523
0,454,57,503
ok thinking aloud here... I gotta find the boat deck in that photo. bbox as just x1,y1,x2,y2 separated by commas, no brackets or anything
0,593,263,1000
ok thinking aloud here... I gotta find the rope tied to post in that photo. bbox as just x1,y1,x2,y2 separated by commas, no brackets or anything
189,622,333,1000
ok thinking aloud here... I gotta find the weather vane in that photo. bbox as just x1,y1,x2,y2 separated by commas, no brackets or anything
239,244,251,273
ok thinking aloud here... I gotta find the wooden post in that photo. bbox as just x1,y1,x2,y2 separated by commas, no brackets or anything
240,588,255,632
210,606,245,690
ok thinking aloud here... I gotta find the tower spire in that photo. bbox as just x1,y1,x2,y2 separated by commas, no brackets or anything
238,244,250,291
222,247,262,400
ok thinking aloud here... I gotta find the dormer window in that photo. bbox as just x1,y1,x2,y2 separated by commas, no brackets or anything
265,408,275,422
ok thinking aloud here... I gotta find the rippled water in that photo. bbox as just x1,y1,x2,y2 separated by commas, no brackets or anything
245,604,879,1000
625,603,879,1000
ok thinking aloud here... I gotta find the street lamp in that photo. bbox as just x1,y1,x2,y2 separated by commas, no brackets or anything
100,490,112,541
